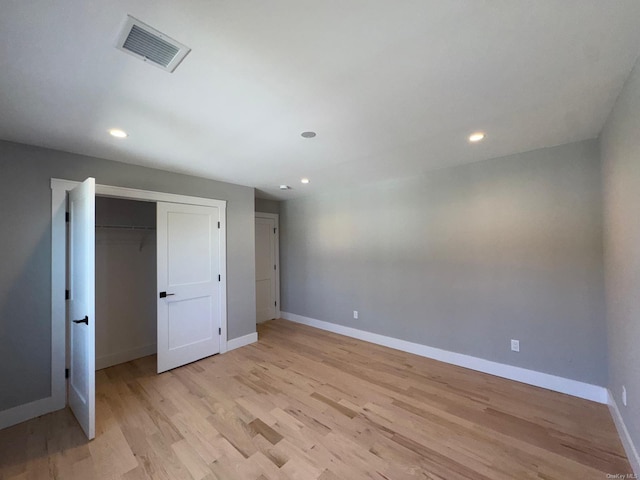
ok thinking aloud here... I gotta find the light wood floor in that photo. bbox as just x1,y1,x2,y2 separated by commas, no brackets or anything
0,319,632,479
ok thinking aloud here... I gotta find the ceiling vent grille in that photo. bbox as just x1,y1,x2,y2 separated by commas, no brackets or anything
116,16,190,73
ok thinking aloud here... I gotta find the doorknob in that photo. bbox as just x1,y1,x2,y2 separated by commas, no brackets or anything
73,316,89,325
159,292,175,298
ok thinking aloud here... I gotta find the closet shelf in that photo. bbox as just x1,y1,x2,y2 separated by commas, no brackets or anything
95,225,155,231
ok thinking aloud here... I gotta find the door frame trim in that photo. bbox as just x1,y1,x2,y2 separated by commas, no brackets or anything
50,179,228,413
255,212,280,321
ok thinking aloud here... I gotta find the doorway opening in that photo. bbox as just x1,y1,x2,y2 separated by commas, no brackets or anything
51,178,228,439
94,197,157,370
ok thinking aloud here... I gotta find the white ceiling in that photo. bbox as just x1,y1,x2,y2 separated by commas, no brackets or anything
1,1,639,199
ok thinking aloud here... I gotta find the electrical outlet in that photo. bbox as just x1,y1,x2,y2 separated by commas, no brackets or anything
622,385,627,406
511,339,520,352
353,310,358,319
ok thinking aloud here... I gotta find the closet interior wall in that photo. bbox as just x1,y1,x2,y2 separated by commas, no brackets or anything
95,197,157,370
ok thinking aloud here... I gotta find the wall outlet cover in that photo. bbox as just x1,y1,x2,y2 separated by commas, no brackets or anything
511,339,520,352
353,310,358,319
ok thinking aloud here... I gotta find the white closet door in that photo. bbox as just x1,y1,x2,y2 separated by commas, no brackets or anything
255,216,277,322
156,202,221,373
68,177,96,440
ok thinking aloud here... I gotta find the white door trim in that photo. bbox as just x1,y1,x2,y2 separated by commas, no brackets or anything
255,212,280,319
46,178,228,425
93,183,228,208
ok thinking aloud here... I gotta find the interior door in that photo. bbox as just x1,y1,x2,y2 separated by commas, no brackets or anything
255,216,277,322
157,202,221,373
68,177,96,440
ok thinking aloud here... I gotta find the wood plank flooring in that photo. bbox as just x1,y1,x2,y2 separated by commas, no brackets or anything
0,319,632,479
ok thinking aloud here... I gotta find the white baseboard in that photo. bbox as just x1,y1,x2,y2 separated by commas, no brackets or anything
0,395,62,430
608,389,640,476
227,332,258,351
96,344,157,370
281,312,607,404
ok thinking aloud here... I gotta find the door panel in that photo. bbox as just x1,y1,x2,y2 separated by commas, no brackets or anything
168,296,213,349
167,212,212,285
255,217,276,322
157,202,221,373
68,177,96,440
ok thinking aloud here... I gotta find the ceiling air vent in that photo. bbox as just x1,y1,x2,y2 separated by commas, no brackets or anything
116,15,191,73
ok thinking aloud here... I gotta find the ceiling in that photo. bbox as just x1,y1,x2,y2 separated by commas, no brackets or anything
1,1,639,200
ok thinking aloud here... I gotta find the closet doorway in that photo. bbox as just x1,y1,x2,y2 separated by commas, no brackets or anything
95,197,157,370
51,178,228,440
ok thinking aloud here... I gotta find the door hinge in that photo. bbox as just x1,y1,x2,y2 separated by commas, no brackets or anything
65,212,69,222
218,221,220,229
219,327,221,335
65,368,69,379
274,300,277,307
273,227,276,234
274,264,276,270
218,274,221,281
65,289,70,300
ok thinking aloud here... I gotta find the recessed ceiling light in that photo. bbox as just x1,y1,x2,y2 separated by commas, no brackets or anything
301,131,316,138
109,129,128,138
279,185,291,190
469,132,485,142
301,178,310,184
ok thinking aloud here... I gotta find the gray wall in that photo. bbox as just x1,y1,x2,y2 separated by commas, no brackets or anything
0,140,256,411
280,140,606,385
601,60,640,452
255,198,280,214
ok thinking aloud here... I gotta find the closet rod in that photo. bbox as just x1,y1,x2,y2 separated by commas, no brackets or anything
95,225,155,231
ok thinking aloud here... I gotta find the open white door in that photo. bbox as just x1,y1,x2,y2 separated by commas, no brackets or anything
68,177,96,440
157,202,222,373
